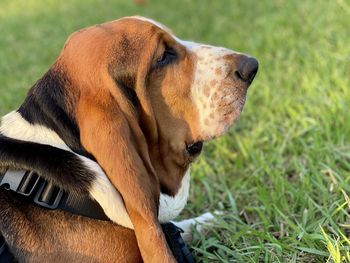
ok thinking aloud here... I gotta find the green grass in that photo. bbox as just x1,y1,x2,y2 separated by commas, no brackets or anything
1,0,349,262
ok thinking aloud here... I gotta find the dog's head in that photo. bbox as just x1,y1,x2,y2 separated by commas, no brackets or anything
51,16,257,195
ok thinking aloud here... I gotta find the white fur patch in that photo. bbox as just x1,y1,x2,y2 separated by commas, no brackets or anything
172,212,216,244
159,170,190,223
0,111,70,151
82,157,133,228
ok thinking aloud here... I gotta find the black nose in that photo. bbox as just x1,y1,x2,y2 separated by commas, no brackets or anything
235,57,259,83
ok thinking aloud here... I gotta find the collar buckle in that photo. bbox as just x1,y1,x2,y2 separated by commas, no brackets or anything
0,170,41,196
33,180,64,209
0,170,63,209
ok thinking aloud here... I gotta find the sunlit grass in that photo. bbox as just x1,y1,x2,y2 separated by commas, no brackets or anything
0,0,349,262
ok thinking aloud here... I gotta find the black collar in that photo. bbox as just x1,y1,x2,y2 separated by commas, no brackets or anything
0,169,109,221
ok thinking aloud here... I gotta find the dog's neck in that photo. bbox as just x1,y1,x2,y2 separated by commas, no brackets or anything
0,111,190,226
17,74,92,159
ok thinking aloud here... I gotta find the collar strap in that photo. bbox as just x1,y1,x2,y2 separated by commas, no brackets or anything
0,170,109,221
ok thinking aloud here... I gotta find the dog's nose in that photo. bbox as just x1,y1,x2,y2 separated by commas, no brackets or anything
235,57,259,83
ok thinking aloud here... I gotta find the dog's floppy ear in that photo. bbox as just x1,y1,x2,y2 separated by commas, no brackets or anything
71,27,175,261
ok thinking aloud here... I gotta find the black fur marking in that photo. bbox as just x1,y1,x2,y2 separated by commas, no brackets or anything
0,134,95,194
115,76,139,107
107,33,142,108
18,69,94,160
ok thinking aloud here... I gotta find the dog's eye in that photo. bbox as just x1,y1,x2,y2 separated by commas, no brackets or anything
156,46,177,67
186,141,203,156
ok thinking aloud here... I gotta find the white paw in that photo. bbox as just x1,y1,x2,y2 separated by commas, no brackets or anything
172,211,221,244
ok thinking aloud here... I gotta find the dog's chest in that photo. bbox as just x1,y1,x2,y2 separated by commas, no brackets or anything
158,170,190,222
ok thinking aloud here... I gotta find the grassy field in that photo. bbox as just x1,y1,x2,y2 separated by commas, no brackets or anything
1,0,349,262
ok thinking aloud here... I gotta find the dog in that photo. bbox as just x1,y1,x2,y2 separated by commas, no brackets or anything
0,16,258,262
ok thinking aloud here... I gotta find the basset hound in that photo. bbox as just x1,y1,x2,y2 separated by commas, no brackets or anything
0,16,258,262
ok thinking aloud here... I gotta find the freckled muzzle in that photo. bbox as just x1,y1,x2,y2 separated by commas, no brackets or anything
189,45,258,141
212,55,258,138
